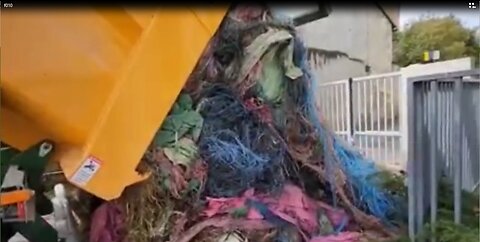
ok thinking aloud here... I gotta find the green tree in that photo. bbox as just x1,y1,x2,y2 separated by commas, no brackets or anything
393,16,480,67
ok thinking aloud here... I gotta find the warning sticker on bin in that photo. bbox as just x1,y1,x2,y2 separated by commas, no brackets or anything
71,156,101,186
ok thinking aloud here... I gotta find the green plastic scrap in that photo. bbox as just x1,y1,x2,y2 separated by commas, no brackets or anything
240,28,303,105
186,179,201,193
171,94,195,114
163,138,199,167
154,94,203,166
154,94,204,147
237,29,293,83
230,207,248,218
317,209,334,235
258,45,285,105
280,40,303,80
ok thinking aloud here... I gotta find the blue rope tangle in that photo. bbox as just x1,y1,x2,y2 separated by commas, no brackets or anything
291,38,338,207
292,37,396,223
198,86,286,197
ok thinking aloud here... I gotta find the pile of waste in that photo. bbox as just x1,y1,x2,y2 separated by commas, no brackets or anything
79,5,410,242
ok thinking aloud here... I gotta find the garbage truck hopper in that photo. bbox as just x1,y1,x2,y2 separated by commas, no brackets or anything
0,8,227,200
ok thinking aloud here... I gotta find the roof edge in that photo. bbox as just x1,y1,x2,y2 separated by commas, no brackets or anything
375,3,399,32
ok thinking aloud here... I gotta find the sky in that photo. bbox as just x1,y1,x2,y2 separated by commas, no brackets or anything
399,5,480,30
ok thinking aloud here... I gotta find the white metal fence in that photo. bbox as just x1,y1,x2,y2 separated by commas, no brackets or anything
317,58,475,169
318,72,402,167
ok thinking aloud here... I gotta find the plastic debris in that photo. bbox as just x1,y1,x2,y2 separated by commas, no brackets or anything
164,137,199,167
154,94,203,147
82,5,405,242
203,184,350,238
89,201,126,242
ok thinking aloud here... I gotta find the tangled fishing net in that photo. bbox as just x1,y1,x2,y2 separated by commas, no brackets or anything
197,86,287,197
86,4,410,242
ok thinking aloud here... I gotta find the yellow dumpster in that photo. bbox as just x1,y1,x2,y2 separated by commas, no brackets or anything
0,7,227,200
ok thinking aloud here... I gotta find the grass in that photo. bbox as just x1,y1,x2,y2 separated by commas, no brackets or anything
377,171,479,242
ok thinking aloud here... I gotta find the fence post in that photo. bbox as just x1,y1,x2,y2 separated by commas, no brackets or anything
347,77,354,145
429,80,438,241
407,78,416,240
453,78,463,224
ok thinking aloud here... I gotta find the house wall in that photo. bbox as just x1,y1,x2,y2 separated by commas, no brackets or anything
296,5,395,84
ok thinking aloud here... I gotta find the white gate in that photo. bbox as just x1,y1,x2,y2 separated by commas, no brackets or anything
318,72,402,167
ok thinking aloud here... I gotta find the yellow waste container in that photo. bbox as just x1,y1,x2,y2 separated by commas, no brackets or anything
0,7,227,200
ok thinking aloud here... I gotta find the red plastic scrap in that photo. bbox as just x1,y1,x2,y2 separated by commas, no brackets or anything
244,97,274,124
203,184,351,238
262,184,320,232
89,201,126,242
203,188,260,218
